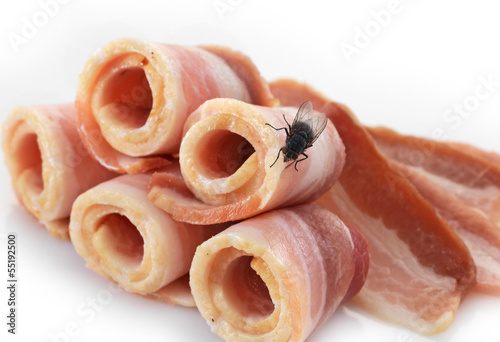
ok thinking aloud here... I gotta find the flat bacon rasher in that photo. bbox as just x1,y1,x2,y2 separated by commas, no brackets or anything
269,79,476,335
367,126,500,295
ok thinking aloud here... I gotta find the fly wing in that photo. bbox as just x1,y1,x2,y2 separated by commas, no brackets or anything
291,101,328,146
308,112,328,146
292,101,314,127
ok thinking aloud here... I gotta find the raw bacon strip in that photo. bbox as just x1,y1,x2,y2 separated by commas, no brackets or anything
448,141,500,166
69,172,225,306
269,79,476,335
75,38,275,174
148,98,345,224
391,161,500,295
190,204,369,342
201,45,278,108
366,127,500,230
1,104,116,239
367,127,500,295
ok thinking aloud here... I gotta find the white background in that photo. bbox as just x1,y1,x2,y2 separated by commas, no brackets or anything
1,0,500,341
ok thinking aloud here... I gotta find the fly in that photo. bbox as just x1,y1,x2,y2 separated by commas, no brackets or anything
265,101,328,171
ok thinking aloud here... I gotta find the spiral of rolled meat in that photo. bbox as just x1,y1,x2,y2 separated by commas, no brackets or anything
76,38,276,174
2,104,116,239
190,204,368,342
69,172,225,306
148,98,345,224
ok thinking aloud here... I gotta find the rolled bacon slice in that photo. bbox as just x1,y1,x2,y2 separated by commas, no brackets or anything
148,98,345,224
269,79,476,335
76,38,276,174
69,172,225,306
367,127,500,295
190,204,369,342
2,104,116,239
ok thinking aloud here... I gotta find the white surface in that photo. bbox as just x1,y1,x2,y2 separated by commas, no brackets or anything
1,0,500,341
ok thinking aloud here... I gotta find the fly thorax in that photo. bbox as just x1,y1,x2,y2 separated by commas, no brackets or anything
297,131,308,140
287,133,307,154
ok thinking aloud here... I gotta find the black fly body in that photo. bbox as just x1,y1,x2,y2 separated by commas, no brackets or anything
265,101,328,171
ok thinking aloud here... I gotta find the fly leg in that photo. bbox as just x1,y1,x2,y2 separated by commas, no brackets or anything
282,113,292,133
265,122,289,136
293,153,308,171
270,147,284,168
